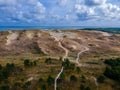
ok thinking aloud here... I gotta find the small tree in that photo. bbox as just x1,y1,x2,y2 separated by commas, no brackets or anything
60,72,65,80
80,84,91,90
0,64,2,70
81,75,86,83
41,84,46,90
33,61,37,66
62,58,70,69
45,57,52,64
14,82,22,88
70,75,77,82
76,67,81,73
97,75,105,83
22,81,31,89
39,78,44,84
50,67,54,73
85,86,91,90
80,84,85,90
30,62,33,66
47,75,54,86
59,56,62,61
24,59,30,67
69,63,75,70
0,85,10,90
65,59,70,67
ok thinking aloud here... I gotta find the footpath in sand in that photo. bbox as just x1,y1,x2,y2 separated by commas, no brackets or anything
49,31,98,90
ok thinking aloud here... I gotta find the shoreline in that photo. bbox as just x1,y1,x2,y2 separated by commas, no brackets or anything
0,27,120,34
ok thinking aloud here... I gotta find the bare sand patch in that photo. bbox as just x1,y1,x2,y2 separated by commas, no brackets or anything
6,31,18,45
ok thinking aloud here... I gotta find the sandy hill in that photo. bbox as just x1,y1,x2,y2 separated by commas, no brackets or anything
0,30,119,58
0,30,120,90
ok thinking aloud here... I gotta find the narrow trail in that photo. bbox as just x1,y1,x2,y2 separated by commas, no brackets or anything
54,40,68,90
58,41,69,61
75,47,99,90
49,31,98,90
49,32,69,90
75,46,89,67
93,77,99,90
70,46,89,67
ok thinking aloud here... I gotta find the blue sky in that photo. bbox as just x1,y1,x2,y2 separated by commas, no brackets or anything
0,0,120,27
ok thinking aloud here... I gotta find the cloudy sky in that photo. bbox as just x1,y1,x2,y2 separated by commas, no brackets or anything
0,0,120,27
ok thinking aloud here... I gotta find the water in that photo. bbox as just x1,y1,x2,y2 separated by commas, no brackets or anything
0,26,97,31
0,26,120,34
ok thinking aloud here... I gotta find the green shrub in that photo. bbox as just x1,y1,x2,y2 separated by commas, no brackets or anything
24,59,30,67
104,58,120,82
45,57,52,64
70,75,77,82
47,75,54,85
97,75,105,83
41,84,46,90
0,85,9,90
76,67,81,73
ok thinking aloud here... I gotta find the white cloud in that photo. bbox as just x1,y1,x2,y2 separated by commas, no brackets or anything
84,0,106,6
74,0,120,21
0,0,46,22
0,0,120,25
75,5,95,15
75,4,98,20
99,3,120,19
58,0,68,6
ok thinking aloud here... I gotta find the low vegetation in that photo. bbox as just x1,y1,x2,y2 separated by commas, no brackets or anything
104,58,120,82
24,59,37,67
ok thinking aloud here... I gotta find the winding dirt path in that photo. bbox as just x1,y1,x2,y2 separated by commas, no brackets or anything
75,46,89,66
58,41,69,61
93,77,99,90
49,31,98,90
49,32,69,90
54,41,68,90
69,46,89,67
75,47,99,90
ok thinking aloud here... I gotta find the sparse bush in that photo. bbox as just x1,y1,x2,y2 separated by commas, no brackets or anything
59,56,62,61
97,75,105,83
2,63,15,78
32,42,44,54
47,75,54,85
24,59,30,67
0,85,10,90
76,67,81,73
14,82,22,87
41,84,46,90
80,84,85,90
0,64,2,70
33,61,37,66
69,63,75,70
45,57,52,64
81,75,86,83
39,78,44,84
70,75,77,82
62,58,70,67
60,72,65,80
22,81,31,89
85,86,91,90
80,84,91,90
24,59,37,67
50,67,54,73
